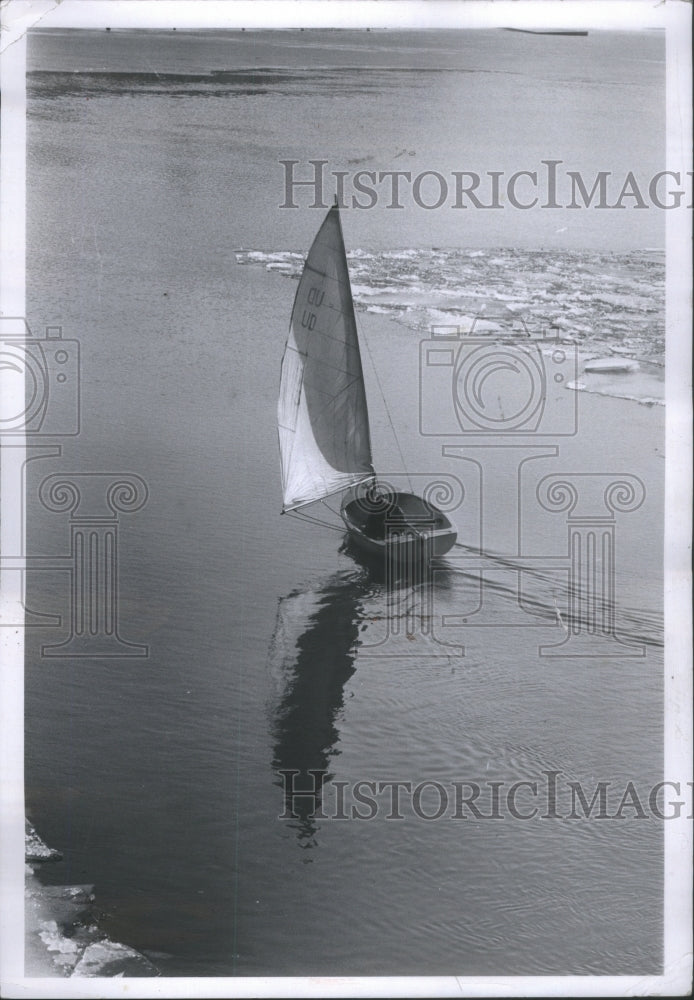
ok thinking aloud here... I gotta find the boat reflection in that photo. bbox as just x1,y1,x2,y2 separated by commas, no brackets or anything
269,570,369,850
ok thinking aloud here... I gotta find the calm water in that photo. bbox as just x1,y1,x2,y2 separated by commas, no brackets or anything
24,29,664,976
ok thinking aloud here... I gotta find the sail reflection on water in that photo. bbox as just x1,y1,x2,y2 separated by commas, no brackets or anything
268,571,369,848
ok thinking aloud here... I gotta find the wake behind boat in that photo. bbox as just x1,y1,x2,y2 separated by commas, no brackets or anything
277,205,457,562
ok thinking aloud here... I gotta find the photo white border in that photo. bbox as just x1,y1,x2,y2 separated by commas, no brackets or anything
1,2,691,997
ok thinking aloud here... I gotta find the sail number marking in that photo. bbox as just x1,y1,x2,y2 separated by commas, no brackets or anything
301,286,325,331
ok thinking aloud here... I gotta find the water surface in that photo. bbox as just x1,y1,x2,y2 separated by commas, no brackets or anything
24,27,664,977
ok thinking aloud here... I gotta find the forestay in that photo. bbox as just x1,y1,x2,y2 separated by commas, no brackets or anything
278,206,375,511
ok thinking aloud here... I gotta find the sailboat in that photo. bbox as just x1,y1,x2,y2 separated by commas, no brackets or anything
277,204,457,562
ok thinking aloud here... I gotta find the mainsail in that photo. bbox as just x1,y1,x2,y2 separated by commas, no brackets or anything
278,206,375,511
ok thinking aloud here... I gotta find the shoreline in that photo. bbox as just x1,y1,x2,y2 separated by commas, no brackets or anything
25,821,158,978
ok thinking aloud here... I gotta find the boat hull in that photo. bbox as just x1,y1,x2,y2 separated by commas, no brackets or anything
340,491,457,561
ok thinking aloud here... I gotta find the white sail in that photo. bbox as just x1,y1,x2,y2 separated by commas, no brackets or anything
278,206,375,511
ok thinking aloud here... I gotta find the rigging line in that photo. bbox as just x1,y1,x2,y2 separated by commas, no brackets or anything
289,510,343,533
319,496,345,520
287,507,329,528
360,325,413,493
286,508,344,533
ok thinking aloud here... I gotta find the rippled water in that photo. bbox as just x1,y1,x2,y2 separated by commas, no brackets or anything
23,28,664,977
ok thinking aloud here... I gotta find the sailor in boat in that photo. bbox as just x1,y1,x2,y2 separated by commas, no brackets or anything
363,501,406,540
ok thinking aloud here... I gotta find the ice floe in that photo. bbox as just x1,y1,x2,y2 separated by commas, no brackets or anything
25,821,159,978
236,245,664,403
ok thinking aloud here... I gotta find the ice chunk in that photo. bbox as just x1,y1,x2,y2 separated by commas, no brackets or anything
25,821,62,862
584,357,640,373
72,940,159,978
39,920,80,956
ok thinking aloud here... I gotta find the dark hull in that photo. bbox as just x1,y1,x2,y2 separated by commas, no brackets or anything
340,491,457,561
